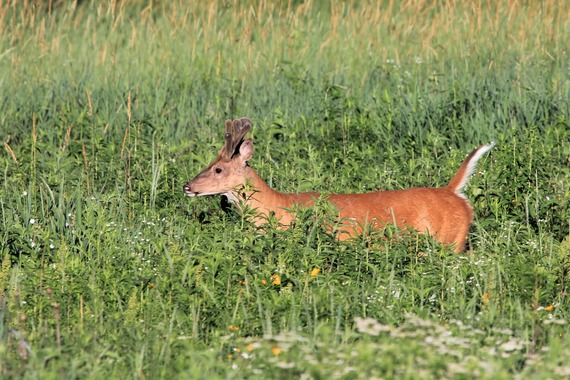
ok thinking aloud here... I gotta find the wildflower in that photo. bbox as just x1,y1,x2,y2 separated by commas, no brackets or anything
246,343,254,352
481,292,489,305
500,339,522,352
29,219,36,225
272,345,281,355
261,279,267,285
310,268,320,278
271,274,281,286
543,319,566,325
354,317,391,336
228,325,240,332
545,305,554,312
555,367,570,377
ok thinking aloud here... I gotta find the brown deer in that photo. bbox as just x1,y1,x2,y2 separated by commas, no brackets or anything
183,118,495,252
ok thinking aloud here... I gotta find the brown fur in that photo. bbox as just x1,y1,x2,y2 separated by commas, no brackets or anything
184,119,494,253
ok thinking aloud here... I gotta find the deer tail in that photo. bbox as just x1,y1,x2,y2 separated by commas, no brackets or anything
446,142,495,194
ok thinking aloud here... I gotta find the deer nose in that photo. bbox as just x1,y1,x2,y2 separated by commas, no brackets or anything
183,183,200,197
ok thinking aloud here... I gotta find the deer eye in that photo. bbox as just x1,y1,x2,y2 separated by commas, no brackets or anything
214,167,222,174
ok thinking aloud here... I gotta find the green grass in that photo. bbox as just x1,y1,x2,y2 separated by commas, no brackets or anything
1,1,569,378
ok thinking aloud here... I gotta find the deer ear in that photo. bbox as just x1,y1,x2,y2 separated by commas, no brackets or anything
239,138,254,162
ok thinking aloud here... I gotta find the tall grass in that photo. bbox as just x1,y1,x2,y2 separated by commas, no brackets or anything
1,0,569,378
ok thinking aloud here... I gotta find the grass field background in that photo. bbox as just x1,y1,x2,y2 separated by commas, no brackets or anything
1,1,569,378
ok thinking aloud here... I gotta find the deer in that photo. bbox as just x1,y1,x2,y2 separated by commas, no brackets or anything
183,118,495,253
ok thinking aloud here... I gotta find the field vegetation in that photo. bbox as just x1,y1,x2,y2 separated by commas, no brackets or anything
0,1,569,378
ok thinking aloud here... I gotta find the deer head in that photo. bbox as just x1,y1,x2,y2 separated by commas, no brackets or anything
183,118,254,203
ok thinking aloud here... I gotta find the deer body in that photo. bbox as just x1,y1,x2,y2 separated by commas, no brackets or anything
184,118,494,253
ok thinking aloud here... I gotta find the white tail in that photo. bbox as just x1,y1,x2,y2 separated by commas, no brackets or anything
184,118,494,252
447,142,496,195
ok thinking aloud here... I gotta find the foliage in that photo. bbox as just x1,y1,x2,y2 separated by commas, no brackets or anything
0,1,569,378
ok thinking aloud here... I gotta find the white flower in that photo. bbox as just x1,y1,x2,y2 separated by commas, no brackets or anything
354,317,391,336
500,339,522,352
29,218,36,224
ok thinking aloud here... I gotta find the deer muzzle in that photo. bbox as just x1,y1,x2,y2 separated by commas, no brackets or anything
183,183,199,197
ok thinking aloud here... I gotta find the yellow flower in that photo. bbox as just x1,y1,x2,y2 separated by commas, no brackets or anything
271,274,281,285
310,267,320,278
261,279,267,285
272,345,281,356
246,343,254,352
481,292,489,305
228,325,240,331
546,305,555,311
227,354,233,359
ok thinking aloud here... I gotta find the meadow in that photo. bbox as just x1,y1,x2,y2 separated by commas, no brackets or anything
0,1,569,378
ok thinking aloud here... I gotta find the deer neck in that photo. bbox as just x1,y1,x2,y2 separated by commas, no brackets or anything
225,166,296,225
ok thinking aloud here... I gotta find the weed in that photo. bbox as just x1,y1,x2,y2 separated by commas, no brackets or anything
0,1,569,378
